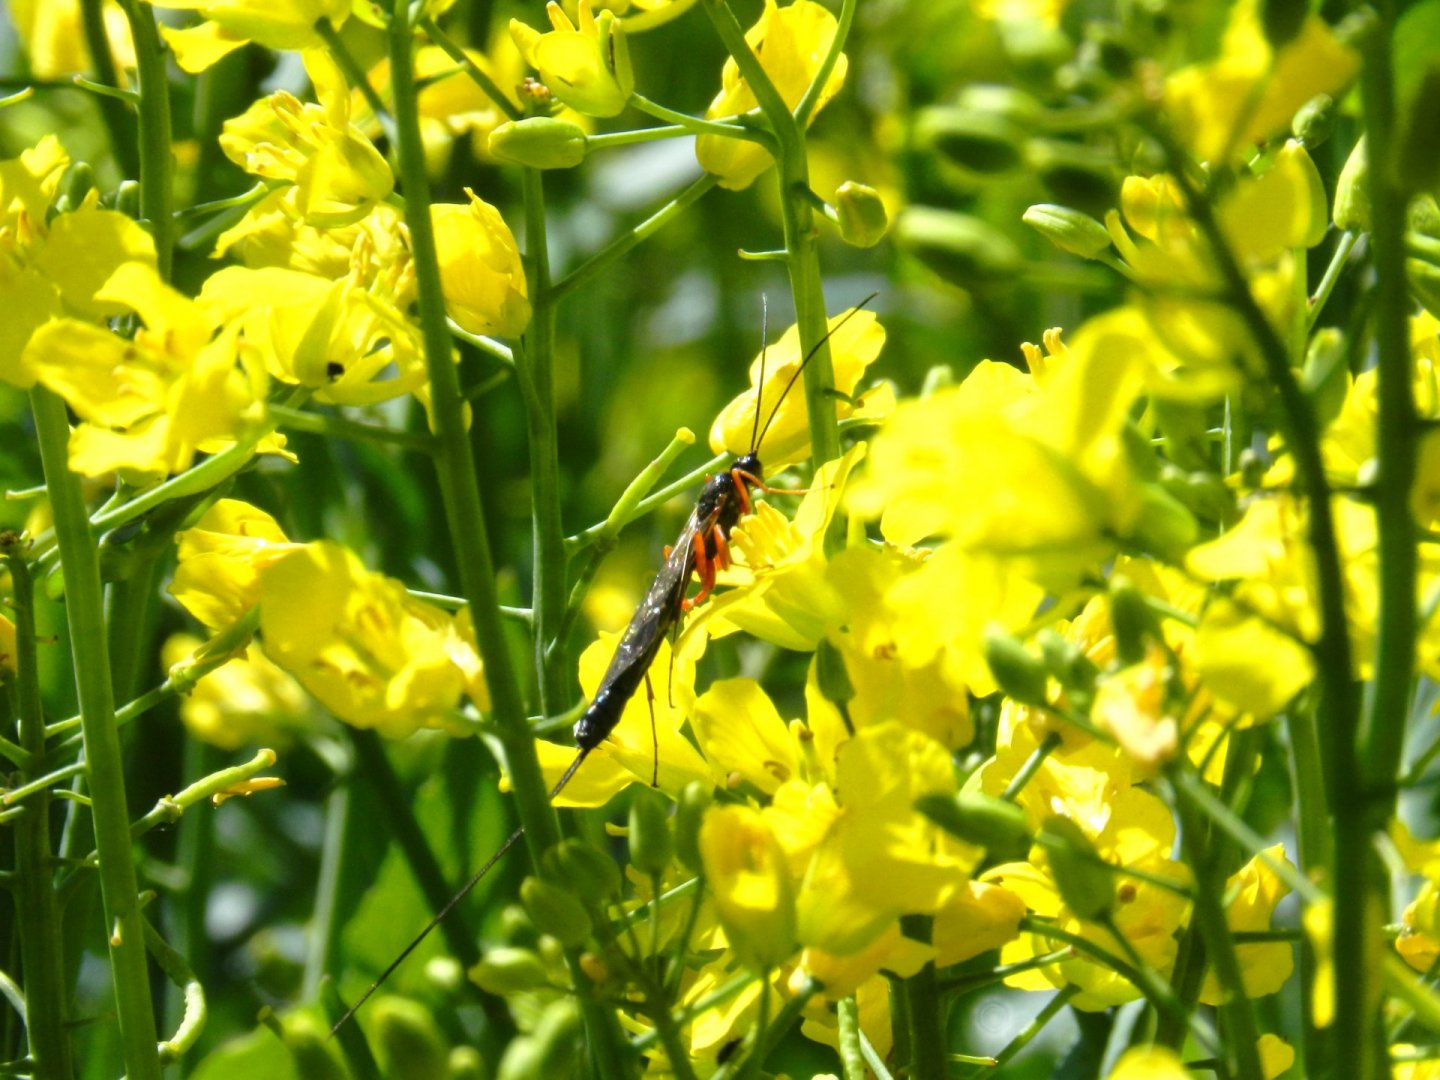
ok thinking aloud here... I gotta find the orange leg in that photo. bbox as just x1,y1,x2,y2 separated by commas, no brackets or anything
712,526,732,570
732,469,753,515
685,531,718,611
736,468,827,499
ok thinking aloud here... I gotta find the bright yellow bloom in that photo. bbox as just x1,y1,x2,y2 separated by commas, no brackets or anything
695,0,848,190
150,0,350,74
0,136,156,388
23,263,273,481
1303,898,1333,1027
1091,646,1180,769
0,613,15,677
699,805,797,969
1164,0,1359,165
709,307,888,468
432,189,531,338
7,0,134,78
257,541,472,738
219,51,392,228
1199,845,1295,1004
972,0,1068,23
510,0,634,118
161,634,313,750
1106,1046,1188,1080
170,499,300,630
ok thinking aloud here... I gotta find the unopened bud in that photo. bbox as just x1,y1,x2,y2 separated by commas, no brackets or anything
1129,482,1198,559
1108,575,1152,667
628,786,674,877
1292,93,1336,149
1037,815,1115,921
541,838,622,897
674,780,713,874
488,116,588,169
916,108,1026,177
497,1000,582,1080
1023,203,1112,259
898,207,1022,288
835,181,888,248
915,791,1031,861
371,997,448,1080
521,877,592,948
1301,327,1349,428
983,627,1048,707
468,947,551,994
54,161,96,216
1334,136,1370,232
814,637,856,705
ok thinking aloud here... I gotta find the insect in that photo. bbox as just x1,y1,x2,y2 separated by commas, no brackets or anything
332,295,876,1035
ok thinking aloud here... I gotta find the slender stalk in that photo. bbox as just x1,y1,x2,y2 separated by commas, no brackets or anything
1341,11,1419,1078
894,916,947,1080
630,94,771,142
517,166,568,714
30,385,161,1080
385,12,631,1076
836,996,865,1080
5,547,74,1080
418,16,524,123
268,404,439,451
115,0,174,279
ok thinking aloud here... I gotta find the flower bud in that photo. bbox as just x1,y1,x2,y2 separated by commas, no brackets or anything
113,179,141,220
1108,575,1153,668
280,1015,348,1080
521,877,592,948
1333,136,1370,232
898,207,1022,288
699,805,796,970
449,1047,485,1079
468,947,551,994
1129,482,1198,560
489,117,588,169
371,997,449,1080
1292,93,1336,149
1023,203,1113,259
1301,327,1349,428
1037,815,1115,921
673,780,713,874
53,161,96,217
497,1000,582,1080
916,108,1025,177
814,637,856,705
1261,0,1307,48
915,792,1031,861
1037,628,1098,700
541,838,623,898
835,181,888,248
1026,141,1120,216
628,786,674,877
983,626,1048,707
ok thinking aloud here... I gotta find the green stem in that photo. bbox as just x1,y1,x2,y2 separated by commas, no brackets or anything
793,0,854,127
836,996,865,1080
314,20,395,143
418,16,523,123
4,547,74,1080
304,781,349,999
549,173,719,305
518,167,568,715
116,0,174,279
986,987,1076,1071
1308,231,1358,330
896,915,946,1080
1342,14,1420,1078
79,0,140,178
268,404,439,452
630,93,772,142
30,385,161,1080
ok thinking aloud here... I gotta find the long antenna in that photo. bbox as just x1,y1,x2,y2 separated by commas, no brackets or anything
753,292,878,454
749,295,769,453
330,748,591,1036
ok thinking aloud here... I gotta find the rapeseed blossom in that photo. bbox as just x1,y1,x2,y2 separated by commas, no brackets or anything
150,0,351,73
510,0,634,118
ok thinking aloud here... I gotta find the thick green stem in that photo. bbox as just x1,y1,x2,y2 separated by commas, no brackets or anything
116,0,174,279
896,916,946,1080
30,386,161,1080
5,548,75,1080
79,0,140,178
384,12,631,1077
1338,13,1419,1079
518,167,568,714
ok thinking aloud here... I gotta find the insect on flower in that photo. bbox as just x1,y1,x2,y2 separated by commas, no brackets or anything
331,294,877,1034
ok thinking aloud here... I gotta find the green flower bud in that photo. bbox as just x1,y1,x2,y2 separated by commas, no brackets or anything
1037,815,1114,921
984,627,1048,707
1025,141,1119,217
468,947,551,995
1108,575,1152,667
916,108,1026,177
1036,628,1098,701
915,791,1031,862
1292,93,1336,149
1260,0,1307,48
1129,482,1199,560
920,364,956,396
521,877,592,948
1301,327,1350,428
497,1000,582,1080
673,780,713,874
1023,203,1113,259
488,117,588,170
814,637,856,705
448,1046,486,1079
898,207,1023,288
53,161,96,217
628,786,674,877
834,181,888,248
1158,464,1234,522
1334,136,1370,232
541,838,623,898
113,179,141,220
372,997,449,1080
281,1015,348,1080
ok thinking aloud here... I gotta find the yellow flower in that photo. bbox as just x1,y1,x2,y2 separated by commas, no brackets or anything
1105,1046,1188,1080
1199,845,1295,1004
699,805,798,969
510,0,634,118
695,0,848,190
257,541,470,738
170,500,299,632
1303,897,1333,1027
0,136,156,388
433,189,531,338
23,263,273,481
162,634,313,750
7,0,134,78
219,51,392,228
709,306,888,468
1164,0,1359,165
0,612,15,677
1091,647,1180,770
199,263,427,406
150,0,350,74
